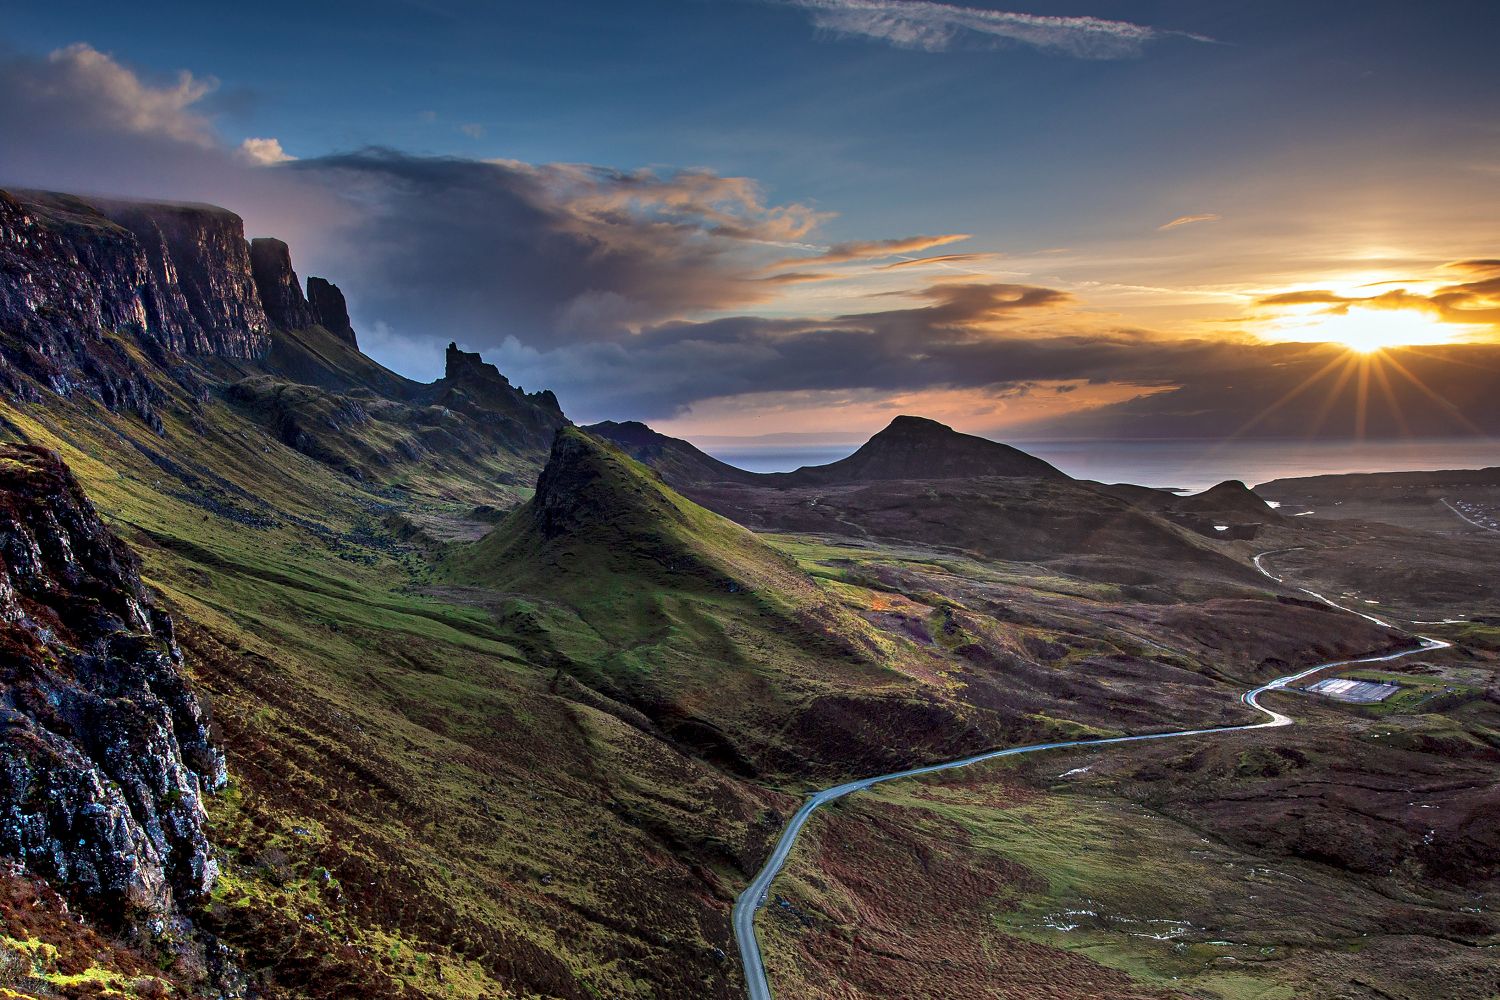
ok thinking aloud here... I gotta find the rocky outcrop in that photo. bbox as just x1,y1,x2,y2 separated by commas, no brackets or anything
306,276,358,348
427,343,567,449
250,237,317,332
0,445,225,937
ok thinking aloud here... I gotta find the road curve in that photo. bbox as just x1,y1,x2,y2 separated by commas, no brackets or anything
732,556,1451,1000
1441,497,1500,534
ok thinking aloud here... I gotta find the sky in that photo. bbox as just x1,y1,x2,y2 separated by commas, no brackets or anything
3,0,1499,444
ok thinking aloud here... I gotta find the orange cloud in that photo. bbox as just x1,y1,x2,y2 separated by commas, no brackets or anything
775,233,971,267
1257,277,1500,326
1157,213,1221,231
877,252,995,270
1446,259,1500,274
753,271,837,285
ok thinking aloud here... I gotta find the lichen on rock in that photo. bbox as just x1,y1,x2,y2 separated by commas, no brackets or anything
0,444,225,940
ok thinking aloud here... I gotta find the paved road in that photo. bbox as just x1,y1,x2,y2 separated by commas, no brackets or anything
1252,547,1394,628
732,555,1450,1000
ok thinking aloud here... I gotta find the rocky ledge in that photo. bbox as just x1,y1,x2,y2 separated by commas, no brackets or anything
0,444,225,940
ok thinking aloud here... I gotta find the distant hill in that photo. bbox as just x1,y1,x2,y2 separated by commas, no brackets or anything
589,414,1066,490
454,426,816,600
593,417,1253,591
1173,480,1275,518
772,415,1067,485
1257,466,1500,493
585,419,761,487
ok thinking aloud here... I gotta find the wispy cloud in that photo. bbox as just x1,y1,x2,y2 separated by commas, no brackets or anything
1157,213,1221,231
777,232,970,266
778,0,1210,58
878,252,992,269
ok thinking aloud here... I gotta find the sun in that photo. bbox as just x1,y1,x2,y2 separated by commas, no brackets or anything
1259,304,1466,353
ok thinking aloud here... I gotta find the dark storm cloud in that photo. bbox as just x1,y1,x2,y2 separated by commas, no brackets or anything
0,42,853,350
496,283,1500,442
0,43,350,252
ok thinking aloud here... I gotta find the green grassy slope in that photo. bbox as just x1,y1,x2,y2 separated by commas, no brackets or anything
0,369,780,998
445,427,935,778
1,337,1470,999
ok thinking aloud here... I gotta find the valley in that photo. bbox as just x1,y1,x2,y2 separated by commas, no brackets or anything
0,189,1495,1000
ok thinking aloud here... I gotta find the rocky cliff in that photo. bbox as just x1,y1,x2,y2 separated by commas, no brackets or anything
0,192,178,428
306,275,358,347
0,444,225,939
249,237,317,332
427,343,567,449
0,189,284,424
87,197,270,358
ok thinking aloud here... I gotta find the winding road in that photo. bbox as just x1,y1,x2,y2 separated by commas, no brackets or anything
732,551,1452,1000
1442,497,1500,534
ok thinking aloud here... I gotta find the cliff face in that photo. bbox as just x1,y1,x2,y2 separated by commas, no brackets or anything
86,197,270,358
250,237,318,332
0,190,274,422
306,276,358,348
0,192,172,428
0,445,225,936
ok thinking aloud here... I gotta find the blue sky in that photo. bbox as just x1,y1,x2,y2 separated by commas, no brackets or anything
6,1,1490,233
3,1,1499,439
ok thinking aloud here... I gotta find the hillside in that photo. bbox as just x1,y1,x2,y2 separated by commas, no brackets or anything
1172,478,1275,517
0,186,1494,1000
444,427,959,776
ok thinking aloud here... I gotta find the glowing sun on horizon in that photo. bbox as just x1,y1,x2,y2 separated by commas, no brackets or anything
1260,304,1471,353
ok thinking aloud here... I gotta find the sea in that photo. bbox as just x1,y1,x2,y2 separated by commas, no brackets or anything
703,438,1500,493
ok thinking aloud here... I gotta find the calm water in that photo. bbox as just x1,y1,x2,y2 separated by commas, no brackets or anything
705,438,1500,492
